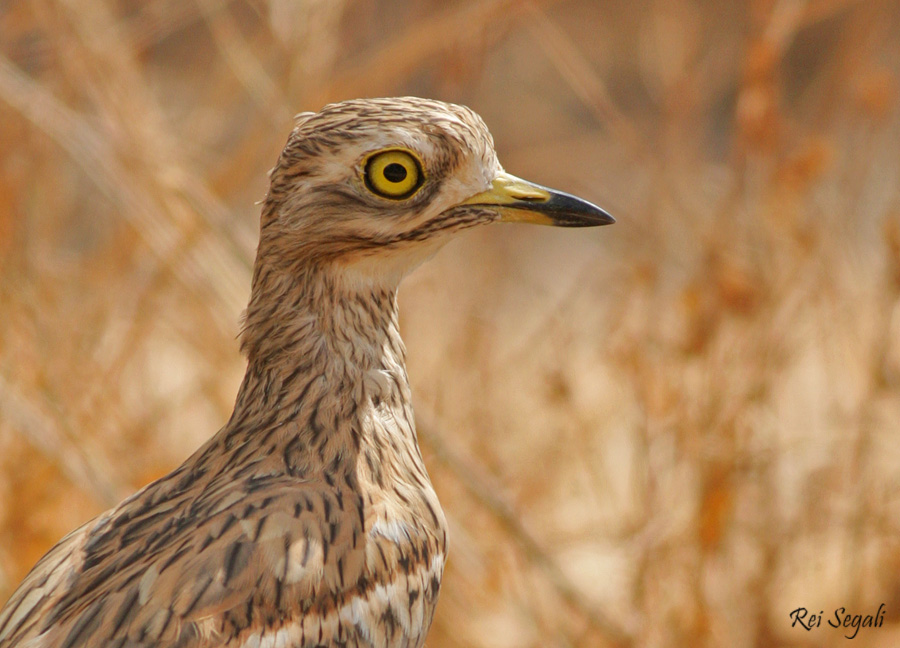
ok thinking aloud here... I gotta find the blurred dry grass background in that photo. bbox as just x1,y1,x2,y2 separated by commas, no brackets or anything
2,0,900,646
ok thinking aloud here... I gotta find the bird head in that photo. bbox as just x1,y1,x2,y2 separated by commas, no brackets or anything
259,97,614,285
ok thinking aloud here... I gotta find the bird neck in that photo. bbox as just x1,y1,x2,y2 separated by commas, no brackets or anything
224,258,415,469
241,260,405,375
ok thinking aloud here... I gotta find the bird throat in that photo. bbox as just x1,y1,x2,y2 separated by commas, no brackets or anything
227,260,422,486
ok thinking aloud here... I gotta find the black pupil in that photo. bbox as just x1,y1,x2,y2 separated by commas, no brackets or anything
383,163,408,183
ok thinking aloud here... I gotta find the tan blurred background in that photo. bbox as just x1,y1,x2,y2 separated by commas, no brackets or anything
2,0,900,646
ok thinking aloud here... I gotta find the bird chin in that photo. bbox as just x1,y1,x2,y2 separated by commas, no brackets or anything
337,238,448,289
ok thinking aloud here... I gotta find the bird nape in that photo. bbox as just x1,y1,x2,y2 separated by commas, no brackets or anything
0,97,613,648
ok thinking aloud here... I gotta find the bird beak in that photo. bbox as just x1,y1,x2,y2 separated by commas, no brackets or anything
461,172,615,227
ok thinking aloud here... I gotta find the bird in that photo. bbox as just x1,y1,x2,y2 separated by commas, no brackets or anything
0,97,613,648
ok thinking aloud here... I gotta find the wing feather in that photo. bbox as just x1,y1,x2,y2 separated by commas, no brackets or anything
0,468,358,648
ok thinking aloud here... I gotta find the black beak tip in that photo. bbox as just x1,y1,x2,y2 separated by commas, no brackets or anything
543,189,616,227
578,208,615,227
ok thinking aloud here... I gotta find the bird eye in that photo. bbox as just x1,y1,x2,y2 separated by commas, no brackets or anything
364,149,424,200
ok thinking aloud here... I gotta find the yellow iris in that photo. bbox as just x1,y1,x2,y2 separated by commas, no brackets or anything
364,149,423,199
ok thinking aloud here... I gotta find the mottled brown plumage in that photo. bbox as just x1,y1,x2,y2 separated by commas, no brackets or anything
0,97,612,648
